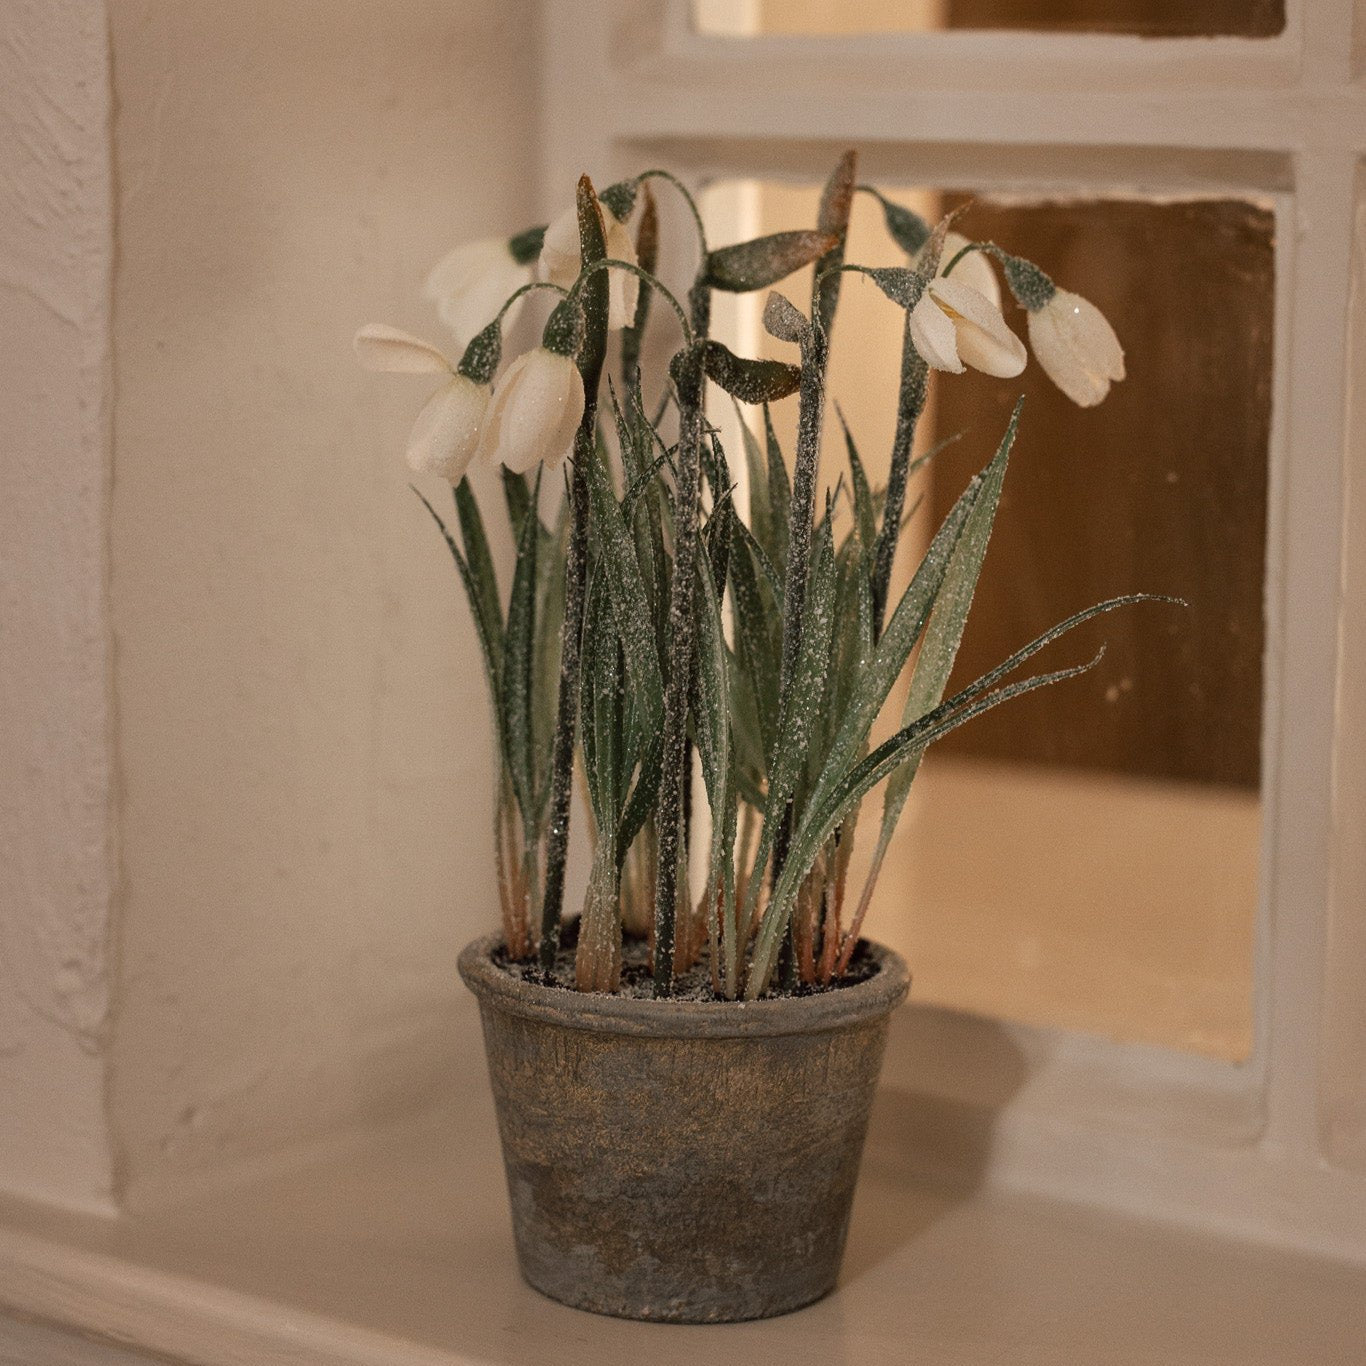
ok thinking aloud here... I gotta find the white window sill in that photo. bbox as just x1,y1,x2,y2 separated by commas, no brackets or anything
1,1005,1363,1366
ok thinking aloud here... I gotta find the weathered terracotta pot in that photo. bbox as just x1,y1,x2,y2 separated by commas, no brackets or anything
458,934,909,1323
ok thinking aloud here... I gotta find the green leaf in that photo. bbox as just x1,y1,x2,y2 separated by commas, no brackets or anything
704,229,837,292
411,487,502,728
454,479,502,650
702,432,734,603
585,448,665,852
728,523,782,766
735,399,772,562
500,470,542,823
763,405,791,574
700,341,801,404
612,380,670,660
862,186,931,255
746,647,1107,997
499,467,533,540
579,571,625,832
737,514,837,937
801,420,1008,829
858,265,926,310
836,406,876,555
691,551,730,810
813,150,857,338
867,403,1020,864
762,291,810,346
530,496,569,821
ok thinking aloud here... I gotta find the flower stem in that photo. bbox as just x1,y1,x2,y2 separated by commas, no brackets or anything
538,178,611,971
651,339,707,996
637,169,709,261
870,317,928,635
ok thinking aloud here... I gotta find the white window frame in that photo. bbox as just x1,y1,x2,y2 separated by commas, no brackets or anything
538,0,1366,1261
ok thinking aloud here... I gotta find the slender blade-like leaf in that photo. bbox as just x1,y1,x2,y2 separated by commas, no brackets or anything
747,647,1106,996
411,486,502,727
763,404,791,574
585,448,666,852
870,400,1022,857
500,471,542,823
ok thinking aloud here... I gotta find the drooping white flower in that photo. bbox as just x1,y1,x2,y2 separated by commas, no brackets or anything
539,205,640,331
424,235,536,349
1026,289,1126,408
909,276,1027,378
477,347,584,475
353,323,489,483
931,230,1002,309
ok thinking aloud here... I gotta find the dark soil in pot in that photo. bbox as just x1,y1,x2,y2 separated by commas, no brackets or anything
459,932,910,1323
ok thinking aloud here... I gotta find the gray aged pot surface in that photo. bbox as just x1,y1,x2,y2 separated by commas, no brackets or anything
458,933,910,1323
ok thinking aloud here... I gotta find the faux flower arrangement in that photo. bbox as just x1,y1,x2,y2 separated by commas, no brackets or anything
356,151,1168,1323
356,152,1145,1002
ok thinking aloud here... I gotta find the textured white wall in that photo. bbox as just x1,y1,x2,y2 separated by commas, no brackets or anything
0,0,117,1214
107,0,537,1203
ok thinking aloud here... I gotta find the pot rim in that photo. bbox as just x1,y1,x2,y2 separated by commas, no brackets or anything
457,933,910,1038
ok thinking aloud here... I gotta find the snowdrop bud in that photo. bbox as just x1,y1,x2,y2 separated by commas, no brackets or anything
909,277,1026,379
478,348,585,475
353,325,490,484
934,231,1002,309
1026,289,1126,408
424,235,536,349
406,375,489,483
540,203,640,331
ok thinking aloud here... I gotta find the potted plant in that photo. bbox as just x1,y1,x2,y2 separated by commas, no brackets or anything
355,151,1161,1323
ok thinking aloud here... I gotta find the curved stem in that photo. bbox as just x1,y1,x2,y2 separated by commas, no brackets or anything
495,278,569,326
568,257,694,346
941,239,988,278
637,168,709,258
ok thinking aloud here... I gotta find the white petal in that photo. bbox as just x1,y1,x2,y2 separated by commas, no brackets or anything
605,217,640,331
446,265,529,349
405,376,488,482
539,206,581,290
909,293,964,373
353,323,452,374
1028,290,1124,407
1059,289,1125,381
423,237,510,306
938,231,1002,309
479,349,584,473
928,278,1026,379
542,359,586,468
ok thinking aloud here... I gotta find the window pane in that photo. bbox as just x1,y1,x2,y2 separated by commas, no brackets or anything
702,184,1270,1059
695,0,1285,38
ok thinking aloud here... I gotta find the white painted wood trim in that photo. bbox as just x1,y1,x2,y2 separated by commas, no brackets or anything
538,0,1366,1255
0,0,118,1217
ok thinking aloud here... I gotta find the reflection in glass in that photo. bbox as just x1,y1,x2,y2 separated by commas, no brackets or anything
702,184,1271,1059
696,0,1284,39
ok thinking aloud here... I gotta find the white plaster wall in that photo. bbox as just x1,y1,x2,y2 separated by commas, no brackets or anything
107,0,537,1203
0,0,117,1215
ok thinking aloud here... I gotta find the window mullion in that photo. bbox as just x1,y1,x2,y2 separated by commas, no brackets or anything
1261,149,1356,1162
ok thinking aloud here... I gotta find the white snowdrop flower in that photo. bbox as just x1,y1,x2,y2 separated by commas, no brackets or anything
424,232,539,349
1026,288,1126,408
909,276,1027,379
931,231,1002,309
478,347,585,475
539,204,640,332
353,323,489,483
